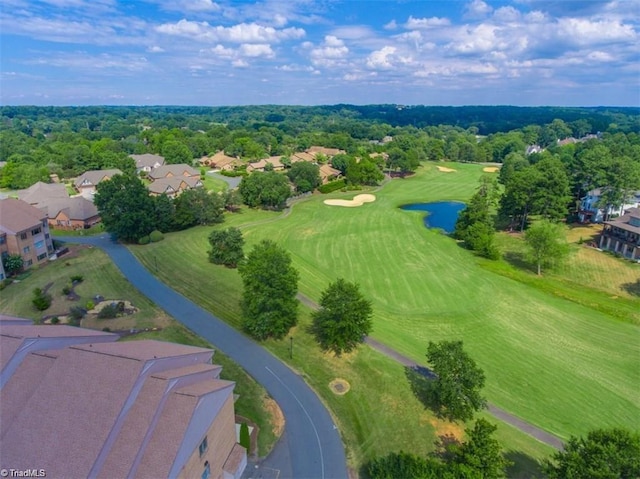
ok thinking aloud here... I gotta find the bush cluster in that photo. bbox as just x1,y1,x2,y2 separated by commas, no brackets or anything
149,230,164,242
318,179,346,194
138,235,150,245
97,301,125,319
32,288,52,311
220,169,247,177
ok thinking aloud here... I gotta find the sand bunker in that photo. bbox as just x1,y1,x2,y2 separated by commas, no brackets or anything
324,194,376,207
329,378,351,395
483,167,499,173
436,166,457,173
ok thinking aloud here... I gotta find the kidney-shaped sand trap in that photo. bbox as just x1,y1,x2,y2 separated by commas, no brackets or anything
324,194,376,207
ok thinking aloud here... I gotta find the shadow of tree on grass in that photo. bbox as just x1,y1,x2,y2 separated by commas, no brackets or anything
622,279,640,297
405,365,444,418
504,451,546,479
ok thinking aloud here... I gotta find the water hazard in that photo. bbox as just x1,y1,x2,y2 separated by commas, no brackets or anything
399,201,466,233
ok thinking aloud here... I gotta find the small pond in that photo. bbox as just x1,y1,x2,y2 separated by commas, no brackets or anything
400,201,466,234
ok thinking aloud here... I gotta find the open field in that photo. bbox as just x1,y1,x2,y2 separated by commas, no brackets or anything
131,163,639,448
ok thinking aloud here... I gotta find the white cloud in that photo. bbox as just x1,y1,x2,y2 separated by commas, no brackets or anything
309,35,349,67
240,43,274,57
493,6,521,22
147,45,165,53
405,16,450,29
366,46,397,69
156,20,305,43
384,20,398,30
27,51,149,73
232,59,249,68
464,0,493,18
555,18,636,45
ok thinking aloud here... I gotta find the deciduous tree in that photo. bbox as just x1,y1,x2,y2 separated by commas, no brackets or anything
94,173,155,243
239,240,299,340
2,254,24,277
425,340,487,422
287,161,321,193
544,428,640,479
238,171,292,210
449,419,510,479
524,220,569,275
311,278,373,355
208,227,244,268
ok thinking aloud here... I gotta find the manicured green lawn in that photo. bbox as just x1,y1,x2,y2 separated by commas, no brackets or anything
201,174,229,193
131,162,639,453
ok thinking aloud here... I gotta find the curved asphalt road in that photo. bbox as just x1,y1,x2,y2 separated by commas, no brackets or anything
59,235,348,479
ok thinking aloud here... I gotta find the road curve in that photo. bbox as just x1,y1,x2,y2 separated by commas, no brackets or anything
59,235,348,479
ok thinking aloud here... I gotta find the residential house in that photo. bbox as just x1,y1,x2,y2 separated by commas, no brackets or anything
200,151,244,171
17,181,68,205
43,197,100,230
148,176,204,198
525,145,543,155
130,153,165,174
246,156,284,173
74,169,123,198
0,323,247,479
599,207,640,260
290,151,316,164
319,164,341,184
579,188,640,223
149,164,200,181
0,198,54,270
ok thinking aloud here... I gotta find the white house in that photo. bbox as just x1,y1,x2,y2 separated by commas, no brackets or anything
579,188,640,223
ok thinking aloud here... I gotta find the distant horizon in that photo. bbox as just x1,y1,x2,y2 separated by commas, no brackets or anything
2,1,638,107
2,103,639,109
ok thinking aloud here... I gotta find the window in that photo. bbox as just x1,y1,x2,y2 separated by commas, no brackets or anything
37,253,47,261
20,233,27,240
45,233,50,239
25,259,32,267
31,227,42,236
23,246,30,254
201,461,210,479
198,436,208,457
34,240,44,249
0,236,5,245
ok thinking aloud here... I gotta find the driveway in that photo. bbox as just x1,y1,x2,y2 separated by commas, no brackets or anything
208,170,242,189
59,235,348,479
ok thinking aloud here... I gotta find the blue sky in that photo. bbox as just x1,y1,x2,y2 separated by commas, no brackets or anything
1,0,639,106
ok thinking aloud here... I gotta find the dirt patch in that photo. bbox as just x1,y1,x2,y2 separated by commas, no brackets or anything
483,167,499,173
429,417,464,441
329,378,351,395
436,166,457,173
263,396,285,439
324,194,376,207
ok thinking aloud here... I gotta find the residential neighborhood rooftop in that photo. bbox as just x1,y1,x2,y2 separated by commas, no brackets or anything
0,198,47,234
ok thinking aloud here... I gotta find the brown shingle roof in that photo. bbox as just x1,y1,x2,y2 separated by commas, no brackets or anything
17,181,68,205
0,336,239,479
605,207,640,235
148,176,202,195
308,146,346,157
0,198,47,234
44,196,99,221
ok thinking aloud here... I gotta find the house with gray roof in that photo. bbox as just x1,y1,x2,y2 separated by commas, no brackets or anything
43,197,100,230
17,181,68,205
74,169,123,197
130,153,165,173
149,164,200,181
0,323,247,479
148,176,203,198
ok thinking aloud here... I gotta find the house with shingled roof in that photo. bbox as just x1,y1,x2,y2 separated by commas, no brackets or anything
246,156,284,173
149,164,200,181
130,153,165,174
74,169,123,198
599,207,640,260
148,176,204,198
0,198,54,271
17,181,68,205
0,322,247,479
43,197,100,230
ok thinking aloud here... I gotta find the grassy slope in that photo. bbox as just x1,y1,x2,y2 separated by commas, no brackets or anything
132,163,639,446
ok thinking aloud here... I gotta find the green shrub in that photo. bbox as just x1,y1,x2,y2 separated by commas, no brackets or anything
98,303,119,319
62,285,72,295
239,423,250,453
51,317,60,324
318,179,346,194
71,274,84,283
102,327,111,332
149,230,164,243
138,235,150,245
69,306,85,321
86,300,95,310
220,169,247,178
32,288,52,311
